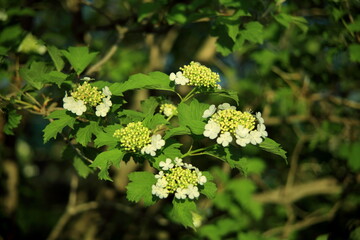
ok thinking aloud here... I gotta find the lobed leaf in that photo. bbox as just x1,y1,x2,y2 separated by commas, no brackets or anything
62,46,98,75
259,138,287,162
90,149,125,181
126,171,157,206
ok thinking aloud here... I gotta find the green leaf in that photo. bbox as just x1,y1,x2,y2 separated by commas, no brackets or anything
259,138,287,162
177,99,208,135
46,71,67,87
126,171,157,206
17,33,46,55
163,126,191,140
73,156,92,178
19,61,51,89
349,44,360,63
205,145,246,170
62,46,98,75
170,198,197,228
227,179,263,220
4,109,22,135
239,21,264,44
141,97,159,116
47,45,65,71
275,13,308,33
143,113,167,129
46,109,68,119
43,113,76,143
0,25,23,44
76,121,102,146
200,172,217,199
110,71,173,95
94,124,121,148
90,149,125,181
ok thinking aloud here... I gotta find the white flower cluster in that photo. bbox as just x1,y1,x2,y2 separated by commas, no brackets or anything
140,134,165,156
95,87,112,117
152,158,207,200
63,84,112,117
169,71,189,85
203,103,268,147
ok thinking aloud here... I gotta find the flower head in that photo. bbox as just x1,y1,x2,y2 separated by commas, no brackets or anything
113,122,165,156
169,61,220,88
63,81,112,117
152,158,207,200
113,122,152,152
63,94,87,116
160,103,178,117
203,103,267,147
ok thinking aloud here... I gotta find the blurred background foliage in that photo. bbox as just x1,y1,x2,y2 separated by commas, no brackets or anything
0,0,359,239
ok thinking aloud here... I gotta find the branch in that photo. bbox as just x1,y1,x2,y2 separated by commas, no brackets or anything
263,202,340,238
253,177,342,204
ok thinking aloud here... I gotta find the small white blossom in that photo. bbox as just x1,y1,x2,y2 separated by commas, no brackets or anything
248,130,263,145
203,120,221,139
63,95,87,116
159,158,174,170
169,72,176,81
197,173,207,185
217,84,222,90
218,103,236,110
141,144,157,156
174,157,184,166
155,171,164,179
151,134,165,150
175,188,188,199
256,112,264,124
235,125,250,138
102,86,112,97
216,132,233,147
202,105,216,118
152,185,168,199
235,136,250,147
169,71,189,85
187,185,200,199
156,178,168,188
95,103,110,117
257,123,268,138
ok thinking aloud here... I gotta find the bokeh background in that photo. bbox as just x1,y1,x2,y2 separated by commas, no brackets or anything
0,0,359,239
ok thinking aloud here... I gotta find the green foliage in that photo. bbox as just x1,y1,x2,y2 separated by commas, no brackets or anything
75,121,102,146
43,110,76,142
47,45,65,71
73,156,93,178
3,109,22,135
170,199,197,228
61,46,98,75
177,99,208,135
259,138,287,162
126,171,157,206
110,71,173,95
90,149,125,181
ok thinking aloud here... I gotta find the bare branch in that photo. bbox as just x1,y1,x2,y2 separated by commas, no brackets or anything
253,177,342,204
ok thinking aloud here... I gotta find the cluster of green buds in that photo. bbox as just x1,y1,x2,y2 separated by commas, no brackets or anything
63,79,112,117
113,122,165,156
152,158,207,200
71,81,105,107
203,103,268,147
169,61,221,89
159,103,178,117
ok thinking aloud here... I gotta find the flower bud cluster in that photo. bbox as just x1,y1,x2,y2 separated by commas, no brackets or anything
203,103,268,147
159,103,178,117
169,61,221,89
63,81,112,117
152,158,207,200
113,122,165,156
